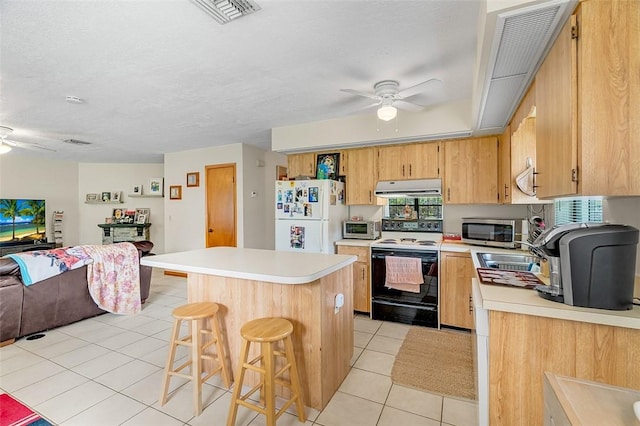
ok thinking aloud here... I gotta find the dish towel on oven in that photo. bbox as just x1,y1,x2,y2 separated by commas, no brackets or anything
384,256,423,293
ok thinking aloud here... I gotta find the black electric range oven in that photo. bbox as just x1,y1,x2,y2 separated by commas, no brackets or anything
370,242,439,328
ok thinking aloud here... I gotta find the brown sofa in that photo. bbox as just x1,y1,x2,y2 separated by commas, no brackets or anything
0,241,154,346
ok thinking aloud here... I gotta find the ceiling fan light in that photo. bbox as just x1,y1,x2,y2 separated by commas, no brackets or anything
377,105,397,121
0,142,12,154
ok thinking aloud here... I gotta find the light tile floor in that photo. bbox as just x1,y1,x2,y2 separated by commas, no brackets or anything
0,270,478,426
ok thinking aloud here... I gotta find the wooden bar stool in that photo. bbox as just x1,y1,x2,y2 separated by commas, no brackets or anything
227,317,306,426
159,302,231,416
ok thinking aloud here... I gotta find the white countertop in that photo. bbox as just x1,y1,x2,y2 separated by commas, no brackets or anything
141,247,356,285
468,246,640,330
335,239,375,247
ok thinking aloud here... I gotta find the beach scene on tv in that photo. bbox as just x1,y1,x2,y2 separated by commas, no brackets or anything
0,199,47,243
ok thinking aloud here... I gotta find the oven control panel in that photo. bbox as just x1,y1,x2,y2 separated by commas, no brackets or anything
381,219,442,232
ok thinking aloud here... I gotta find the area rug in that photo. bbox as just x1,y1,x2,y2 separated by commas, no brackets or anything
0,394,52,426
391,327,476,400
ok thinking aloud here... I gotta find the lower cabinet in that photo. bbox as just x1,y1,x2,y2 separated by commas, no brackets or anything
337,245,370,313
440,251,474,329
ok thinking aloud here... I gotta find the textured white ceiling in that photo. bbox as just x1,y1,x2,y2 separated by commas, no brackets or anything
0,0,481,163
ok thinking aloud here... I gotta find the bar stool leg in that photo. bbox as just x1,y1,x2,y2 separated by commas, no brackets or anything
211,314,232,388
227,338,250,426
284,335,306,422
191,318,203,416
263,341,276,426
159,318,181,406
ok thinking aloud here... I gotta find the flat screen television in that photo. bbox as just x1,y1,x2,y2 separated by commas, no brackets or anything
0,199,47,245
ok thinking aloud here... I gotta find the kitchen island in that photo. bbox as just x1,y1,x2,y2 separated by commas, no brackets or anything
141,247,356,410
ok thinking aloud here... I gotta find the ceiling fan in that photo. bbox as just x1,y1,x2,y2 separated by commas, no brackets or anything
340,78,441,121
0,126,57,154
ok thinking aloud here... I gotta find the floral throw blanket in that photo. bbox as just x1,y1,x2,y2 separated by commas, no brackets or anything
5,246,93,286
81,243,141,315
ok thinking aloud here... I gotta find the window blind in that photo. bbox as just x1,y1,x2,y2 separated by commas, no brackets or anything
554,197,603,225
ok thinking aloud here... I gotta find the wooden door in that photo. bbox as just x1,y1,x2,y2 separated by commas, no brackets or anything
407,142,439,179
440,252,474,329
535,15,578,198
206,164,237,247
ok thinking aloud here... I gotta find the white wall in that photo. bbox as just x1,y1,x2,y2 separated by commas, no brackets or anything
0,153,80,246
163,143,282,253
78,163,165,250
264,151,288,249
272,99,472,153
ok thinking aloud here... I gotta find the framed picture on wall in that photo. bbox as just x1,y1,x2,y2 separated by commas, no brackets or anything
131,184,142,195
169,185,182,200
186,172,200,187
316,153,339,180
149,178,163,196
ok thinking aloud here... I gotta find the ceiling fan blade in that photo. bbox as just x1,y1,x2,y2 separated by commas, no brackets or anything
397,78,441,99
340,89,379,100
394,100,424,112
5,139,57,152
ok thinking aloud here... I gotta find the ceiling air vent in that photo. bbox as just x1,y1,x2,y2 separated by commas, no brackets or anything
475,0,575,132
190,0,261,25
63,139,92,145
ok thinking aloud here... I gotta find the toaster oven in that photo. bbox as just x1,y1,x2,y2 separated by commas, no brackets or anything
343,221,380,240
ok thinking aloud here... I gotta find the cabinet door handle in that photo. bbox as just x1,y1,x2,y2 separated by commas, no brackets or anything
504,184,509,199
208,228,213,233
409,164,412,176
447,188,451,201
402,164,405,176
369,190,372,202
469,295,473,313
362,269,365,280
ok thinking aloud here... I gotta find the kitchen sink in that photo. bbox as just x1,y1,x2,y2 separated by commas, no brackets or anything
476,252,540,271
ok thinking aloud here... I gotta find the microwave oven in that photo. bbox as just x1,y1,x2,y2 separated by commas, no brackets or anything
343,221,380,240
461,218,523,249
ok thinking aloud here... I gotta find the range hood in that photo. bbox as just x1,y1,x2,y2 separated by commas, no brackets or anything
374,179,442,198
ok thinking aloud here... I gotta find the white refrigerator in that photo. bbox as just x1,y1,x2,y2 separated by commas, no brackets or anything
275,179,347,254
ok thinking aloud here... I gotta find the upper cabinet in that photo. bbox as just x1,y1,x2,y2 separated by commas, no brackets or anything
345,147,384,205
443,137,499,204
499,81,546,204
377,142,440,181
287,153,316,178
536,0,640,198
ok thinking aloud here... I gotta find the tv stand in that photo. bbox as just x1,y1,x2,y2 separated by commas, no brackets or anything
0,242,56,256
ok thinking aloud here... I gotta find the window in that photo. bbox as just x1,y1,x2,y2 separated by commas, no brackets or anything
385,196,442,219
554,196,603,225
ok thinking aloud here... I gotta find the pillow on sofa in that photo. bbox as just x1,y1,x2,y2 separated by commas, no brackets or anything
0,259,20,276
132,241,154,256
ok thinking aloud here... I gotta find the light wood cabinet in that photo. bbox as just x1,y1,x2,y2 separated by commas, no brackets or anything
377,142,439,181
287,153,316,178
345,147,384,205
440,251,474,329
488,310,640,425
536,0,640,198
336,245,370,313
499,81,547,204
443,137,499,204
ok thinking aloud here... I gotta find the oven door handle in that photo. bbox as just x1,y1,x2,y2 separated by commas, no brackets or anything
373,299,435,310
